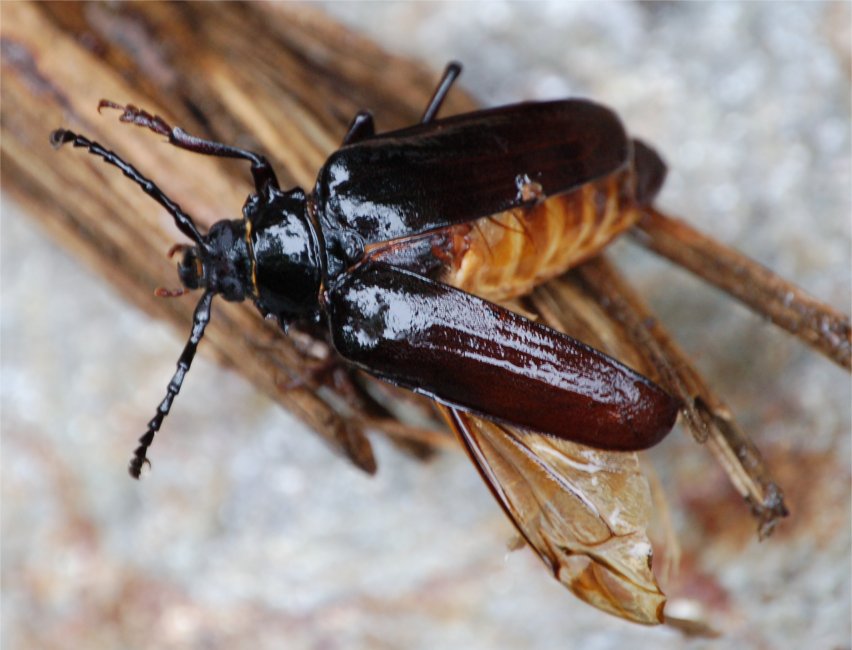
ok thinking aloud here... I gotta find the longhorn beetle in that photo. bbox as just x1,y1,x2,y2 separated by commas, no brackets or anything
50,62,680,481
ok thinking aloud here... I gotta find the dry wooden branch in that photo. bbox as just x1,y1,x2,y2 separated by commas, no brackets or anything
633,208,852,370
568,258,789,538
1,2,477,472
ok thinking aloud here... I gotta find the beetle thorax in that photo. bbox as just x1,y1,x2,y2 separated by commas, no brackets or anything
245,188,323,324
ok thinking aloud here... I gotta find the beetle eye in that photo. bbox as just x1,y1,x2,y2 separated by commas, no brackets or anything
178,249,204,289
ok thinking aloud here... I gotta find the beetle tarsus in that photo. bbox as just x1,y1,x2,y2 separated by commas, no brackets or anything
129,429,157,479
128,445,152,479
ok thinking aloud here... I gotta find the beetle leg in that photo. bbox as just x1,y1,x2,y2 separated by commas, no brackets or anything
346,59,463,143
342,110,375,145
98,100,279,193
420,61,462,123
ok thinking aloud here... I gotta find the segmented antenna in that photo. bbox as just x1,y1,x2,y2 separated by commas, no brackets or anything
49,129,207,246
129,291,214,478
50,128,216,478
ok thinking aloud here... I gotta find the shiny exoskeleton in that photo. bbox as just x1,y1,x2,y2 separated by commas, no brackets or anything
50,62,679,479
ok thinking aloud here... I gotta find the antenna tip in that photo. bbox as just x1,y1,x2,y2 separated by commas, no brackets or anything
50,129,73,149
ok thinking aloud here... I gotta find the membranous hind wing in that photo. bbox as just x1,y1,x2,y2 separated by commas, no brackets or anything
315,101,630,244
444,407,666,625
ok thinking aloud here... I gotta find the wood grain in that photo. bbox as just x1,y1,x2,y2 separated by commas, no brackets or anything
1,2,477,472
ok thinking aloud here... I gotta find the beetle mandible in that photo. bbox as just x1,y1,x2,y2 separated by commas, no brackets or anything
50,62,680,479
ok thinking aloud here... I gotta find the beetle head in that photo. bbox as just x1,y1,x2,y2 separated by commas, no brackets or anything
177,220,253,303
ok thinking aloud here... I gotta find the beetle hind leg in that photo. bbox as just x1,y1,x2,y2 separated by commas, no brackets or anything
343,62,462,144
420,61,462,123
97,100,279,193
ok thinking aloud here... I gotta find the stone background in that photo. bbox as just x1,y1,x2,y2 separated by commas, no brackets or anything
2,3,850,648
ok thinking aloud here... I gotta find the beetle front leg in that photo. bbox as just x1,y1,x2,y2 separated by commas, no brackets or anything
97,100,279,193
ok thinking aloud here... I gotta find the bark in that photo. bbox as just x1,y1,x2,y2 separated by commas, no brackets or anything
1,2,477,472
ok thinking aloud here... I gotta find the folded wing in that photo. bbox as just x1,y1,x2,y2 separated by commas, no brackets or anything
444,407,666,624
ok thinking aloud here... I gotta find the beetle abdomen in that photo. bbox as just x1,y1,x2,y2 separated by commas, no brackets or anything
445,167,639,302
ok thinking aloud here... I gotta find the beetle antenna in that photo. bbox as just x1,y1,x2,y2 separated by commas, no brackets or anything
50,128,207,247
129,291,214,478
98,100,280,194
